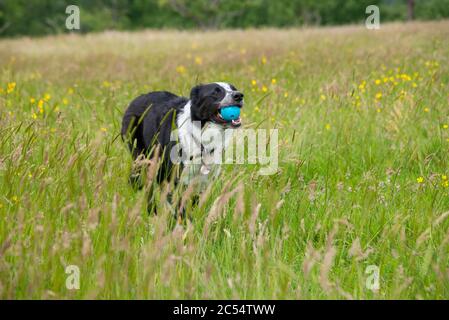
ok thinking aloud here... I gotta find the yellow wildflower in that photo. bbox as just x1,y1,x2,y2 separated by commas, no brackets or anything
194,56,203,65
7,82,16,94
38,103,44,113
416,177,424,184
176,65,186,74
30,97,36,104
43,93,51,101
271,78,277,85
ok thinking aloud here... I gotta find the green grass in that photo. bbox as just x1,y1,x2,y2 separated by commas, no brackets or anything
1,21,449,299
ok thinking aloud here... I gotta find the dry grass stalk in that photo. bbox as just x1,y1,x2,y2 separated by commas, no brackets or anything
178,177,199,214
249,203,261,236
203,183,242,237
348,237,373,261
302,242,321,277
318,226,338,295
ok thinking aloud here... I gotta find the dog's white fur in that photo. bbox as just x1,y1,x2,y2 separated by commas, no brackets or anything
176,82,238,185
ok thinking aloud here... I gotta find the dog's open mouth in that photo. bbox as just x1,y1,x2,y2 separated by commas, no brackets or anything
212,104,242,128
214,112,241,127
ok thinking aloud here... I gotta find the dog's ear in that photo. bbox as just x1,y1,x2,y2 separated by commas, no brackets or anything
190,84,202,104
189,84,204,120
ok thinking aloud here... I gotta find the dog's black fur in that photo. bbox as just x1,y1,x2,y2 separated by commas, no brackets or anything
121,91,185,184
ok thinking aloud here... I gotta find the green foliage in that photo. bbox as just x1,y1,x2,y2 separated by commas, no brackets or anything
416,0,449,20
0,0,448,37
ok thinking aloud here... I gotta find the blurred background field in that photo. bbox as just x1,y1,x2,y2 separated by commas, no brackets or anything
1,2,449,299
1,0,449,37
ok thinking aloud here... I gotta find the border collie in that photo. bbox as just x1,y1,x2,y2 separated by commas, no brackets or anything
121,82,244,198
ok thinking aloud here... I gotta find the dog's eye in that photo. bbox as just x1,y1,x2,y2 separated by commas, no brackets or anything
214,87,222,94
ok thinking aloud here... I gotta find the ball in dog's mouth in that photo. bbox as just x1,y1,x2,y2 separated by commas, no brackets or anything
220,105,241,121
214,109,242,128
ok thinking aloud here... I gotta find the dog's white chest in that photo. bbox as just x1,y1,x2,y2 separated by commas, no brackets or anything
176,102,235,185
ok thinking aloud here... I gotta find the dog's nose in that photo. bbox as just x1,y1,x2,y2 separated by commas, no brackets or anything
232,91,244,102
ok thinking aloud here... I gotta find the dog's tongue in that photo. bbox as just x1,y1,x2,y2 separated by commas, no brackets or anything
231,118,241,127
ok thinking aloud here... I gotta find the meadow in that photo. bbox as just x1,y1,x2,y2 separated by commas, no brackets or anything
1,21,449,299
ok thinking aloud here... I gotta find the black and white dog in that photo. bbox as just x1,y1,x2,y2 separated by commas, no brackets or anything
121,82,243,195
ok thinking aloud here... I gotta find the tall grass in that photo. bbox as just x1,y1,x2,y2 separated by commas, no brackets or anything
1,21,449,299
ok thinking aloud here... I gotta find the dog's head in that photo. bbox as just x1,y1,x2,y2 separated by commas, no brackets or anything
190,82,243,128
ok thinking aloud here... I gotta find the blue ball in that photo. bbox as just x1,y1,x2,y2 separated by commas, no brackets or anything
220,105,241,121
